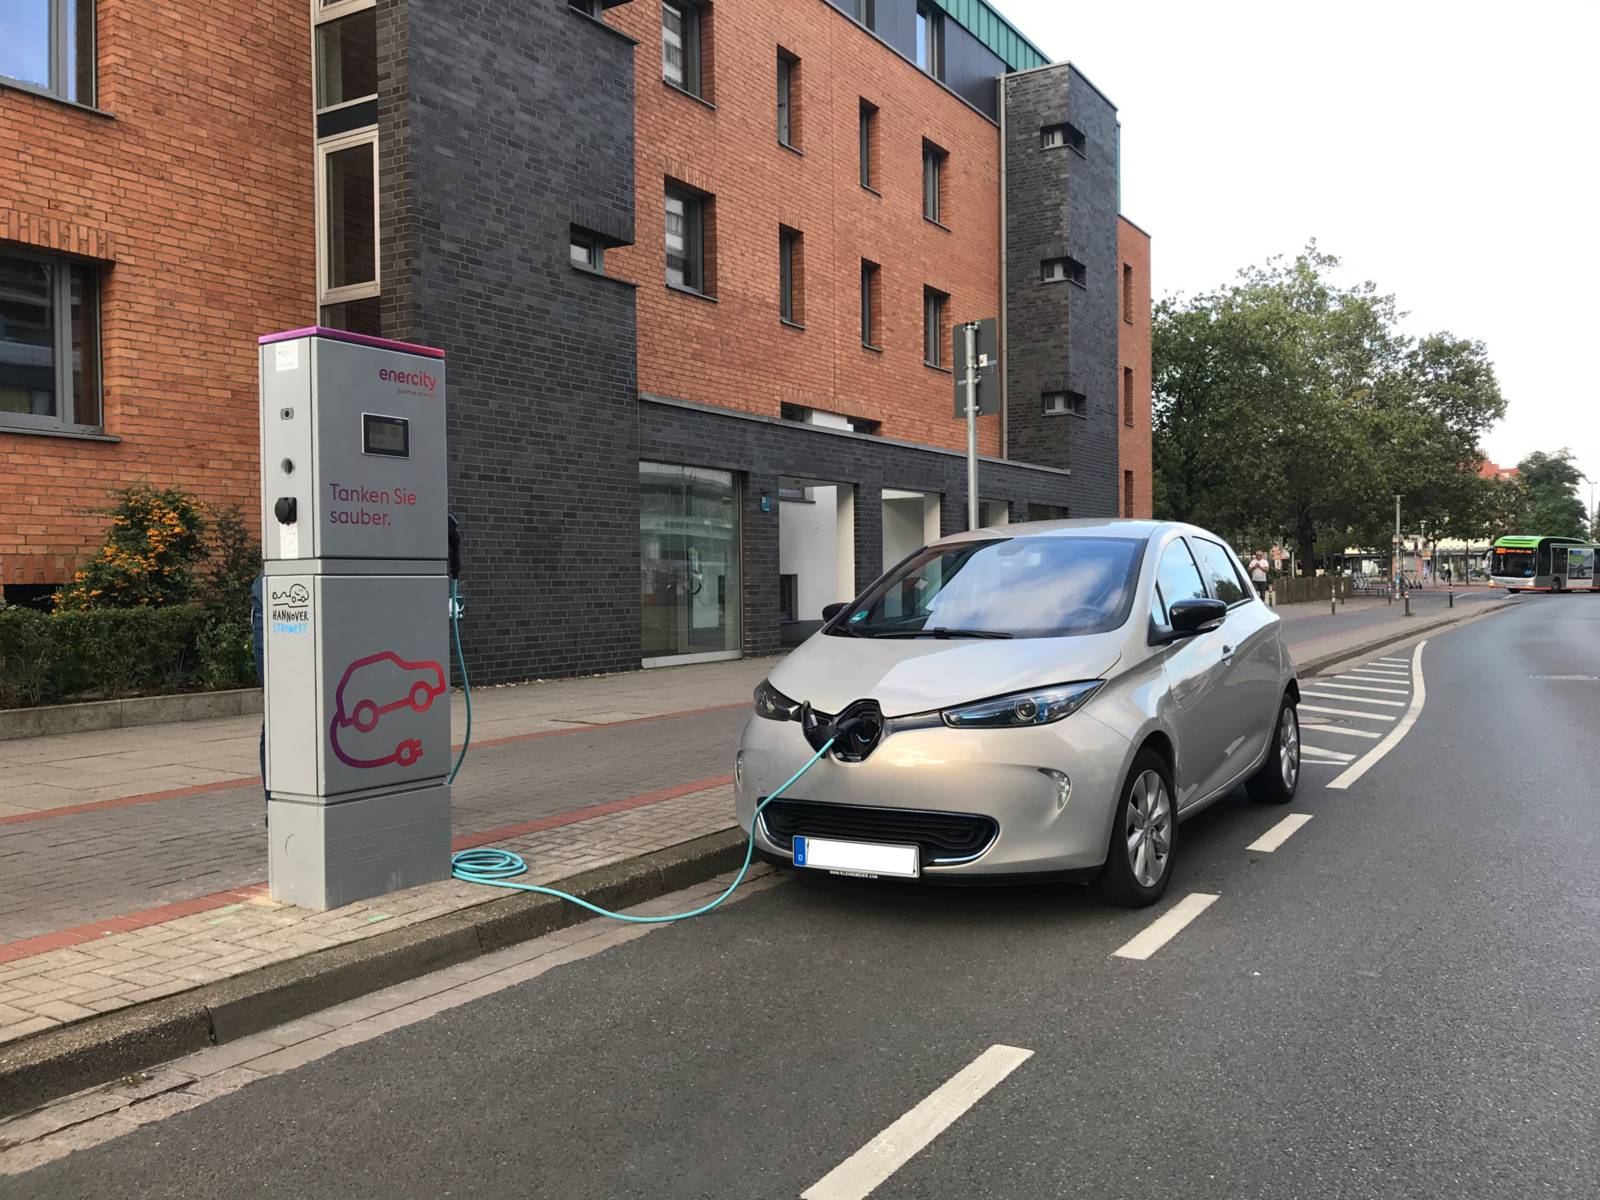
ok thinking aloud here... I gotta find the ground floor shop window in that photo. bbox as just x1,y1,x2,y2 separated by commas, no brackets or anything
640,463,742,664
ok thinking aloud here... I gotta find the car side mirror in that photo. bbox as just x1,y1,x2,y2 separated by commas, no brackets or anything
821,601,847,622
1165,597,1227,640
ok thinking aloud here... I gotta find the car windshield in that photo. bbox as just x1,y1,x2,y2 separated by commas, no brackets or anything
830,536,1146,639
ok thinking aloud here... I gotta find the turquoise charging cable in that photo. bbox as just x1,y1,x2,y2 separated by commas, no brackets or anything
448,578,471,785
450,739,833,923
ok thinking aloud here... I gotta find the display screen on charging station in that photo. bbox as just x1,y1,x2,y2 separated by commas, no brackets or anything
362,413,410,458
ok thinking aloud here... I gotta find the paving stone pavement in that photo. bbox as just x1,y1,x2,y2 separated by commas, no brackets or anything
0,785,737,1045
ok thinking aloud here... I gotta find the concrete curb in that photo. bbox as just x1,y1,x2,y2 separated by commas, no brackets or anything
0,827,748,1121
1294,598,1514,678
0,688,262,742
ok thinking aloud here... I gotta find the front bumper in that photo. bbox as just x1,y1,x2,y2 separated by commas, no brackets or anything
734,709,1131,878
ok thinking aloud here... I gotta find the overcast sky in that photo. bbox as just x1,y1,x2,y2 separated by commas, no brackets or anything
1009,0,1599,510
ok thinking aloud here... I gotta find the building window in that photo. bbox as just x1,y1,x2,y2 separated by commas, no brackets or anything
661,0,703,97
1042,256,1087,286
779,227,803,325
1042,390,1087,417
861,259,880,347
665,182,710,294
923,287,948,368
1123,262,1134,323
320,297,381,337
776,49,799,148
858,100,877,190
915,2,943,81
314,5,377,113
2,0,95,105
640,462,742,664
1041,123,1086,155
0,248,101,433
571,228,605,273
568,0,599,15
922,141,947,225
1123,366,1134,426
317,128,380,308
1124,470,1135,518
1027,503,1068,522
849,0,875,30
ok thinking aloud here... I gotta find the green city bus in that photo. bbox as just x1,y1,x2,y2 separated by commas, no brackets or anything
1489,535,1599,593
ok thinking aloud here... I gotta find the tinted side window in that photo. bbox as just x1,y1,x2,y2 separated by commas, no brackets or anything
1192,538,1250,605
1154,540,1208,624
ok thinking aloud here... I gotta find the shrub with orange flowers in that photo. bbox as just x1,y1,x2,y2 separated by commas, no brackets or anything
53,486,209,611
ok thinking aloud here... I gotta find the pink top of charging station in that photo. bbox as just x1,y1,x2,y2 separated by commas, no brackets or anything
258,326,446,360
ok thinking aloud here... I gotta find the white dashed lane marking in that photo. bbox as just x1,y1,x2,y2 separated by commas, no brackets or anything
1112,892,1220,961
1247,813,1314,852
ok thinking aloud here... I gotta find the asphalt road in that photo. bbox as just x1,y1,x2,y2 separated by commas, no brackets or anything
10,594,1599,1199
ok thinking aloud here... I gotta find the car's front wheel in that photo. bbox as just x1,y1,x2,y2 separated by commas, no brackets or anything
1090,750,1175,908
1247,696,1300,804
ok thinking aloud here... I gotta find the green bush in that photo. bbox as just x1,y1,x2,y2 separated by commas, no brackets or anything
0,607,57,708
54,485,208,611
48,607,206,699
198,615,256,691
200,505,260,622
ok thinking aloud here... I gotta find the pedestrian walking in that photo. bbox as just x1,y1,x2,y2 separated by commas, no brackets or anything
1247,551,1271,600
1443,564,1452,586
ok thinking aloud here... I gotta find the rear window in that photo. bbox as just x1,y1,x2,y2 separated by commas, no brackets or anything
831,536,1146,639
1189,538,1251,605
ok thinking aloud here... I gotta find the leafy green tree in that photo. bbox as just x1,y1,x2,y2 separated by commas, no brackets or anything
1513,450,1588,538
1153,244,1507,568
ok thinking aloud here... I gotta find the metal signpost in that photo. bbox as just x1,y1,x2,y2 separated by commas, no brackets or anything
953,317,999,530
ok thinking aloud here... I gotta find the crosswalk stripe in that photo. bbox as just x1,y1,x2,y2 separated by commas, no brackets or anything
1320,681,1410,695
1301,690,1406,708
1299,704,1396,722
1301,746,1355,763
1299,723,1381,739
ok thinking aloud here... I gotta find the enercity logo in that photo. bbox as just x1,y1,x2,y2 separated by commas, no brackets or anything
377,367,437,393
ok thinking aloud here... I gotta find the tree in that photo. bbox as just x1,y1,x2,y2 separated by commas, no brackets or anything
1513,450,1588,539
1152,244,1507,567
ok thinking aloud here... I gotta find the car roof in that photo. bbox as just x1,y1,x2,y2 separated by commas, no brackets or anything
931,517,1177,546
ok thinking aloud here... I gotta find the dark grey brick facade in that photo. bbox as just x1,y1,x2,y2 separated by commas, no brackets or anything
378,0,642,684
1002,64,1120,515
366,3,1119,685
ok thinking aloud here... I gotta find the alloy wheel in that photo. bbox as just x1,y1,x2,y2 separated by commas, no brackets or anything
1124,770,1172,888
1279,706,1300,791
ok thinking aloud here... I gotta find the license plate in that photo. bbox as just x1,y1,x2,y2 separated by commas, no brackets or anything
792,835,920,879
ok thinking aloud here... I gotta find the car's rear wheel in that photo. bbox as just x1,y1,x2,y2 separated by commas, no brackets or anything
1247,696,1300,804
1090,750,1175,908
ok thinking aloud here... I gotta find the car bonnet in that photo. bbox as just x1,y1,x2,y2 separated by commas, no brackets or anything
768,630,1125,718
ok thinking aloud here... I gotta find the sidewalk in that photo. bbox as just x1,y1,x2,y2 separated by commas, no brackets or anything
0,592,1513,1067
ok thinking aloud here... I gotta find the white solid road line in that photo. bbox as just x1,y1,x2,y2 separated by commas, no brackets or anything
1299,704,1396,722
1112,892,1220,961
1301,690,1406,708
1300,746,1355,763
1247,813,1314,852
802,1044,1034,1200
1300,723,1381,739
1330,640,1429,790
1341,672,1409,682
1317,681,1410,696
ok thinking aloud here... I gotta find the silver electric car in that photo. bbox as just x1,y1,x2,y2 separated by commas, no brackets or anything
735,519,1301,907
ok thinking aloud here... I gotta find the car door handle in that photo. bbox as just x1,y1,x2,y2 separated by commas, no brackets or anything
1220,643,1236,661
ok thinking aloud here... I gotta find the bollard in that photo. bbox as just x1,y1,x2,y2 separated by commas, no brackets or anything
1448,588,1454,609
1404,591,1411,617
1331,596,1336,616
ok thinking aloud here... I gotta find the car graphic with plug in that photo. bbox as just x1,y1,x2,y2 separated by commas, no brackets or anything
329,651,446,769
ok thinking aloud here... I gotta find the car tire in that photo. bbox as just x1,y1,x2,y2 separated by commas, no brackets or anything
1247,696,1300,805
1090,750,1176,909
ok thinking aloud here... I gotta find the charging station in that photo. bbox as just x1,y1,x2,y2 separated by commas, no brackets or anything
259,327,451,909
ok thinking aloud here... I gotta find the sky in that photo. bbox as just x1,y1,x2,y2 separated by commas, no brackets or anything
1007,0,1600,513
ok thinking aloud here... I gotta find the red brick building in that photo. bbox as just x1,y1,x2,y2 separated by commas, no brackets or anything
1118,216,1153,518
0,0,313,598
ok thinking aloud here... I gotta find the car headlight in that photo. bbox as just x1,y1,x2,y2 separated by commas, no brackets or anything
941,681,1104,728
753,679,802,722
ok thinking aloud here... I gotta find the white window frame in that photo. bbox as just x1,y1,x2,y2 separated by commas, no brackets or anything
315,126,381,307
312,0,379,116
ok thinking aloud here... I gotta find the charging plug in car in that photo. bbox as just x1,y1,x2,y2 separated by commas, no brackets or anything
801,701,884,762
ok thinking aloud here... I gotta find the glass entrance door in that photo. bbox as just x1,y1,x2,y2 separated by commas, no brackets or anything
640,463,742,664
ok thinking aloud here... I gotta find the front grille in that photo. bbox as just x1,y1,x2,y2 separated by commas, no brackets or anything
760,799,998,865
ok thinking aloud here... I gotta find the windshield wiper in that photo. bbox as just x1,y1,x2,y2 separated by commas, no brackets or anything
866,627,1013,640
